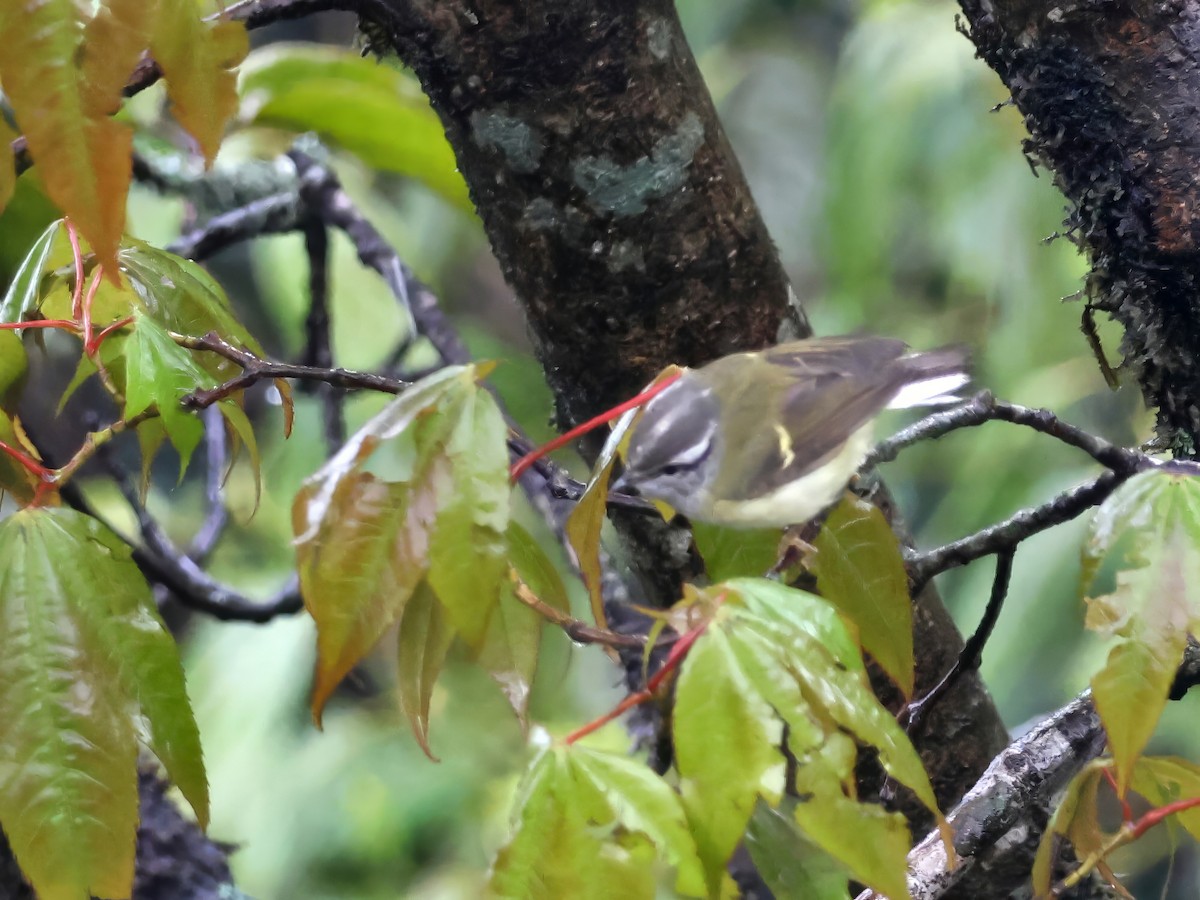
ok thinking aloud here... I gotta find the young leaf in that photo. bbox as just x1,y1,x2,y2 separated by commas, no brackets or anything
0,3,137,271
237,44,471,212
791,757,913,900
123,312,215,474
396,580,455,759
1082,470,1200,791
294,366,511,724
1032,761,1108,896
1131,756,1200,842
0,331,28,414
425,386,510,649
119,240,264,363
0,508,207,900
568,745,707,896
691,521,781,582
151,0,249,164
296,472,430,725
746,802,851,900
0,218,62,325
674,579,942,896
477,523,568,723
565,407,639,631
0,411,41,503
491,744,686,898
674,621,786,893
812,495,914,698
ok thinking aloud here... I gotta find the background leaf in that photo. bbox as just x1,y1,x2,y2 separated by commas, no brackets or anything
237,44,470,211
0,508,206,900
812,495,914,698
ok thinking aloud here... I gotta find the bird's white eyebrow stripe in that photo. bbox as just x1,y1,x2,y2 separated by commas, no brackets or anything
671,432,714,465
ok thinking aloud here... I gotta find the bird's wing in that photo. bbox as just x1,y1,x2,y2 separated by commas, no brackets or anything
714,338,909,500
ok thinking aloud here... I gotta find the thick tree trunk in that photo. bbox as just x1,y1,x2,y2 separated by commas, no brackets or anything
371,0,1009,830
959,0,1200,451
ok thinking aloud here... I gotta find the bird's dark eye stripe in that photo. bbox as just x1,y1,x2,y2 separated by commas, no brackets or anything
659,436,715,477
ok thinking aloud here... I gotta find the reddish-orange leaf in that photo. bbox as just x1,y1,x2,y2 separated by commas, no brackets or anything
152,1,249,165
0,0,145,273
295,470,443,726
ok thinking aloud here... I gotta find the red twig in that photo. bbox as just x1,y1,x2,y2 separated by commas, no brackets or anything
0,439,52,480
66,220,85,321
1130,794,1200,840
81,266,103,355
509,371,683,482
1102,767,1133,823
89,315,134,354
564,618,709,745
0,320,80,333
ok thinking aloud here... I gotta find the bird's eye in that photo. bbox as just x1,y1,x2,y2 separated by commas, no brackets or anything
660,464,682,476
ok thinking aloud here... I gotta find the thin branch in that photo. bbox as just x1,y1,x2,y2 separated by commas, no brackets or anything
857,692,1107,900
175,331,410,408
904,549,1016,735
867,391,1142,473
95,439,303,623
187,406,230,564
289,150,444,358
907,470,1130,585
168,191,305,259
510,574,646,649
301,216,347,449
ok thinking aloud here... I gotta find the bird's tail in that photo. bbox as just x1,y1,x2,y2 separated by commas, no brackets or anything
888,346,970,409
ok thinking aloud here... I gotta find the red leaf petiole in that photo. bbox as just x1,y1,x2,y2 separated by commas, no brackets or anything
563,618,709,745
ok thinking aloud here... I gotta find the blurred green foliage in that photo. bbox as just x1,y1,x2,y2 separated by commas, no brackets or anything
32,0,1194,895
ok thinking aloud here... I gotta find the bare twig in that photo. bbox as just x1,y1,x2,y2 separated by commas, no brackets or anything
904,549,1016,735
908,470,1130,585
301,217,347,449
95,438,304,623
187,406,230,564
175,331,410,408
510,575,648,649
168,191,305,259
868,391,1142,473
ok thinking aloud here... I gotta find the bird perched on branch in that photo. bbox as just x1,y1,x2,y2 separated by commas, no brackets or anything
612,336,968,528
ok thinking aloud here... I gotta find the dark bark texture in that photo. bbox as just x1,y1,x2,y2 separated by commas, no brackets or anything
376,0,805,427
370,0,1009,834
958,0,1200,450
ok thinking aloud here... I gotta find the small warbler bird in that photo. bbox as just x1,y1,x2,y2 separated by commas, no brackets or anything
612,336,968,528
